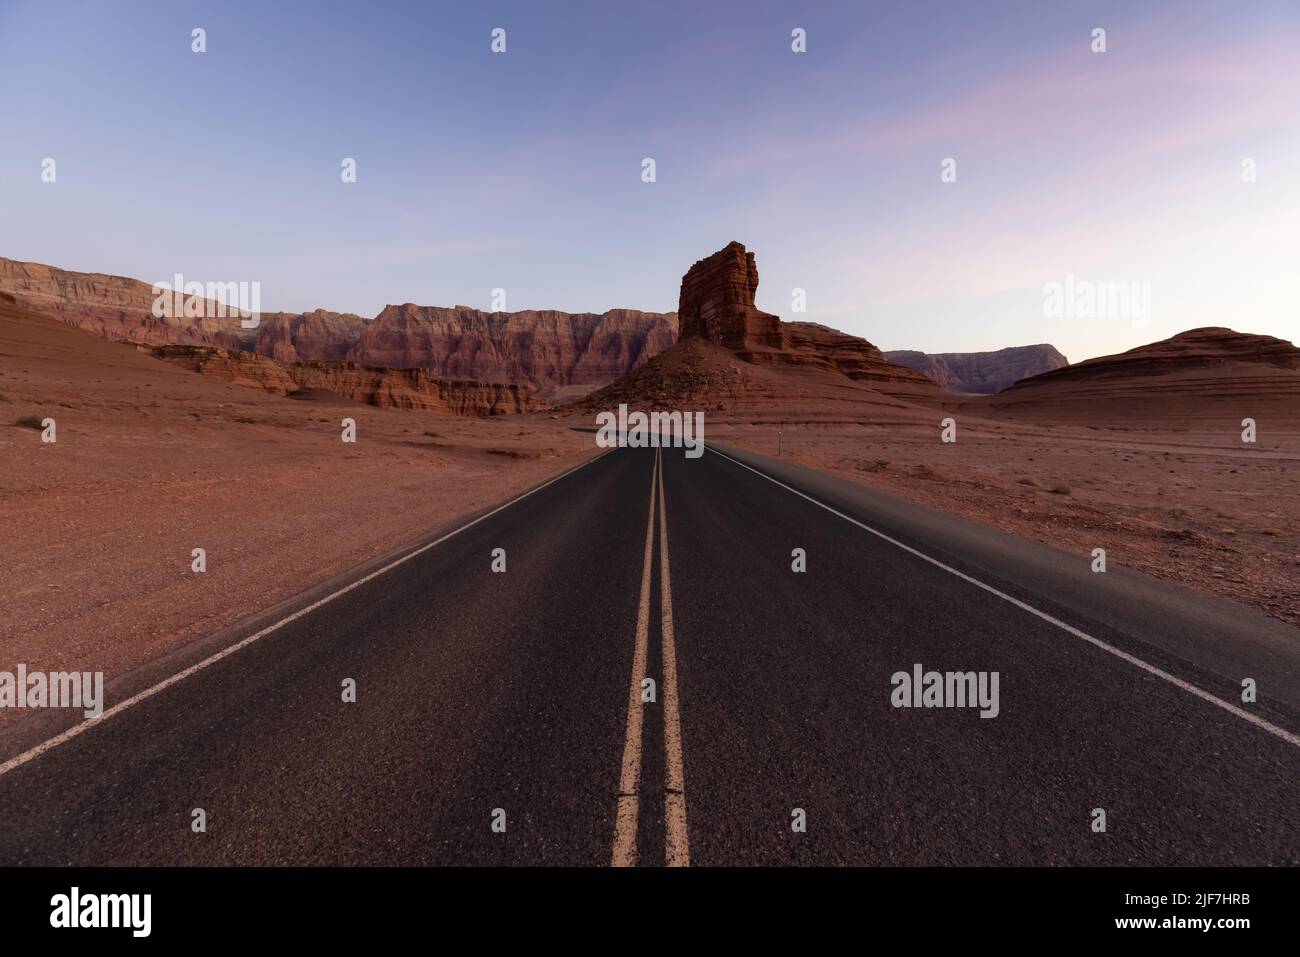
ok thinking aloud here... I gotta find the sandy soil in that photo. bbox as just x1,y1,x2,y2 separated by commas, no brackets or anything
0,303,595,693
711,417,1299,626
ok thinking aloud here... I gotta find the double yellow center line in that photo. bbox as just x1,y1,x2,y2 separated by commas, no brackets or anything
612,446,689,867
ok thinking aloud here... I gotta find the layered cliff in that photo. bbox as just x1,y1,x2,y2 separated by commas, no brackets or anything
347,304,676,395
0,257,677,396
885,344,1068,394
253,309,369,362
777,321,938,385
151,345,545,415
676,242,781,350
0,257,257,349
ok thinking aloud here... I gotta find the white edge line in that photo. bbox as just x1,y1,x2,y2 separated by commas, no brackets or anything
0,448,614,779
707,445,1300,750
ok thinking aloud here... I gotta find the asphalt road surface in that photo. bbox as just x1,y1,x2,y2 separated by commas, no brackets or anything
2,444,1298,866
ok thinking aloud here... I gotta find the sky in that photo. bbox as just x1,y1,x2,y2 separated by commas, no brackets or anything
1,0,1297,362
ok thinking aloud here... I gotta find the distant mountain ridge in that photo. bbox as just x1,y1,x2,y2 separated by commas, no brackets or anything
885,344,1068,394
0,257,676,397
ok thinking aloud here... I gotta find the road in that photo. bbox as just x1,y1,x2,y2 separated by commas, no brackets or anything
1,443,1298,865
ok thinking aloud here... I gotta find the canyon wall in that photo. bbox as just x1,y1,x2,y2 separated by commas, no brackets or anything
0,257,258,349
345,304,676,396
150,345,545,415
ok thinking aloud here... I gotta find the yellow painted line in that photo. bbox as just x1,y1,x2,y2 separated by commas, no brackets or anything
657,447,690,866
611,447,659,866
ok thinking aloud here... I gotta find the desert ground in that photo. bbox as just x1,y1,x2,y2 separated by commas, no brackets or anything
710,418,1299,627
0,301,595,698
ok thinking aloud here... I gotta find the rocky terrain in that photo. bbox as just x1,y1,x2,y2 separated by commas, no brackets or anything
152,344,545,415
886,344,1068,393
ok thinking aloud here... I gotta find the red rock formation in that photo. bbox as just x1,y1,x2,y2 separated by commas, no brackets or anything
885,344,1068,394
254,309,367,362
0,257,677,396
289,361,546,415
151,344,301,394
664,242,935,394
775,322,935,386
349,304,676,395
0,257,255,349
151,345,545,415
676,242,781,350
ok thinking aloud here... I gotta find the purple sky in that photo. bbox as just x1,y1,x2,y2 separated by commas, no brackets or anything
2,0,1297,361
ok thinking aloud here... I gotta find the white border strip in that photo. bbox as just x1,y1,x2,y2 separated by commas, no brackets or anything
708,445,1300,750
0,450,613,779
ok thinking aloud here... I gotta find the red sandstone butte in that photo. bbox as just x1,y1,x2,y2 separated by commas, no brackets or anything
676,241,782,350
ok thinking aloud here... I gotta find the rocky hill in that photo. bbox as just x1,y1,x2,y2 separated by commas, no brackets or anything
981,327,1300,420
